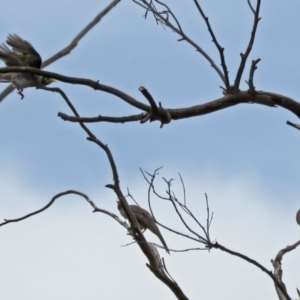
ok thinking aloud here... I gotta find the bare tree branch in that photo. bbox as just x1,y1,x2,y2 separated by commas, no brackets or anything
271,240,300,300
2,66,300,123
286,120,300,131
0,190,124,228
58,112,146,123
0,66,149,111
234,0,261,90
246,58,261,92
247,0,256,14
139,86,171,127
140,168,294,299
141,169,213,245
193,0,230,90
212,241,291,300
41,86,189,300
133,0,226,85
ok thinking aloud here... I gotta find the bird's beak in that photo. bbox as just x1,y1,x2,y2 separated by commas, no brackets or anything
49,78,56,83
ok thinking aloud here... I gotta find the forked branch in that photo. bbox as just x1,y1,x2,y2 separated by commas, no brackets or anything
133,0,226,85
234,0,261,90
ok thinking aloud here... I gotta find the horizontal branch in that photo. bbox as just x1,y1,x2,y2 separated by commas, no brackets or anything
2,67,299,123
58,89,300,124
168,90,300,119
0,190,124,227
0,66,149,112
58,112,146,123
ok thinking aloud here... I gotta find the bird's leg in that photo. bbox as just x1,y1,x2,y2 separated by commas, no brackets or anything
17,88,24,100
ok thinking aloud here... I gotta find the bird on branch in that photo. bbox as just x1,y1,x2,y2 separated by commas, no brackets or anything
117,200,170,254
0,34,55,99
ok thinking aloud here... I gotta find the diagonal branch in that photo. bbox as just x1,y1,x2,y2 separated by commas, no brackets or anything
193,0,230,89
0,66,150,111
286,120,300,131
234,0,261,90
212,241,291,300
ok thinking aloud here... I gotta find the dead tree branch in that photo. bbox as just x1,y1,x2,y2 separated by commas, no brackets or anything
141,169,294,299
286,120,300,131
1,67,300,125
0,190,124,228
192,0,230,90
40,86,189,300
212,241,291,300
133,0,226,85
234,0,261,90
246,58,261,92
141,169,213,247
271,240,300,300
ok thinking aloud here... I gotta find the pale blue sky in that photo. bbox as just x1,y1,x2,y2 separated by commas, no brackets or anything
0,1,299,299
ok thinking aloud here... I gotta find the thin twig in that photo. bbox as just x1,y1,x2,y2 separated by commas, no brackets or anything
246,58,261,92
286,120,300,131
133,0,226,84
247,0,255,14
193,0,230,89
234,0,261,90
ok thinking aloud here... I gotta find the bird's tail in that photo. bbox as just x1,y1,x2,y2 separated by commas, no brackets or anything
156,231,170,254
0,74,13,82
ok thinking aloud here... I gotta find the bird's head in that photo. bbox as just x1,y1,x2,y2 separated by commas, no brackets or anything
42,77,56,85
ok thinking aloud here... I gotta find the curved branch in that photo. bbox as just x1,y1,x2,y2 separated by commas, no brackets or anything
212,241,291,300
3,66,300,122
0,190,124,227
271,240,300,300
0,66,149,111
56,88,300,125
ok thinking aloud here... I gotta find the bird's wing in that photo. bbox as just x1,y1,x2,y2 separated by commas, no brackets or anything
131,205,170,254
0,43,26,66
129,205,148,231
6,34,42,68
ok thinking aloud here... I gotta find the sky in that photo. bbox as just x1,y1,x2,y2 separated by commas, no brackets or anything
0,0,299,299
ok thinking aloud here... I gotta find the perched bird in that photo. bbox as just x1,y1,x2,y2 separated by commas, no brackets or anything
117,200,170,254
296,209,300,226
0,34,55,98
